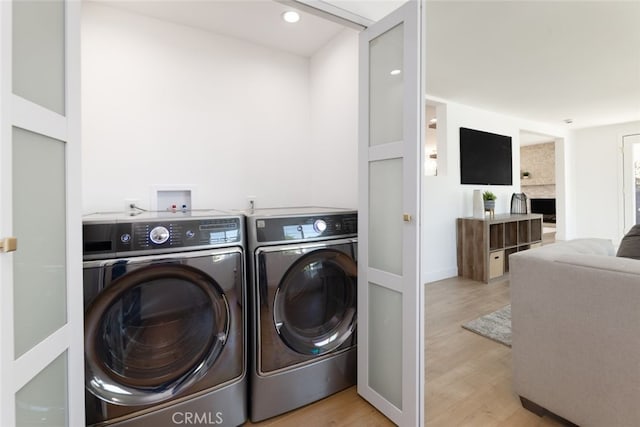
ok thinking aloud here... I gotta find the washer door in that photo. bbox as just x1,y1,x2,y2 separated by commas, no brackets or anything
84,263,229,406
273,249,356,356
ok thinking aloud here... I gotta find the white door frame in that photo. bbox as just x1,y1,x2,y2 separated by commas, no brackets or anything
622,134,640,234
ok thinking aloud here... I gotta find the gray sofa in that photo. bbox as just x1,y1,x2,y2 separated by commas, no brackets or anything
510,239,640,426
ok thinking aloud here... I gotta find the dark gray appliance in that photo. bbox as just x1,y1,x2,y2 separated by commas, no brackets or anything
82,210,246,426
245,207,357,422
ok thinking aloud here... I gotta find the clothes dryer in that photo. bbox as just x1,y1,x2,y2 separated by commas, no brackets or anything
245,207,357,422
82,210,246,426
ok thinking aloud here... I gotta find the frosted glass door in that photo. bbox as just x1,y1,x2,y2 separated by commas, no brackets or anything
358,2,423,426
0,0,83,425
12,128,67,358
13,0,66,114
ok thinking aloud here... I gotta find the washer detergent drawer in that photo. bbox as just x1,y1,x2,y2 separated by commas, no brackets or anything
254,240,357,374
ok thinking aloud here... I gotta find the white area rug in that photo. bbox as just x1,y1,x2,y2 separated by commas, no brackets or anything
462,305,511,347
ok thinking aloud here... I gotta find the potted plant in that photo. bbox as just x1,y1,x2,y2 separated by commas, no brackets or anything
483,191,496,211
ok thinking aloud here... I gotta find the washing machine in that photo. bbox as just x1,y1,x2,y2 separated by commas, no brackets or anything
82,210,246,426
245,207,358,422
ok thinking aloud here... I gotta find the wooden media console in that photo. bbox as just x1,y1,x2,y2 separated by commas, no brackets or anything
457,214,543,283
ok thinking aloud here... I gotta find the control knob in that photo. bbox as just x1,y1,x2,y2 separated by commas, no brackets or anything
149,226,170,245
313,219,327,233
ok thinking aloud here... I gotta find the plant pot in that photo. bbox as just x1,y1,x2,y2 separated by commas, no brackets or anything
484,200,495,210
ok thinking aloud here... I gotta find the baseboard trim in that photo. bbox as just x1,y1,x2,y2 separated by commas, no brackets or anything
423,268,458,284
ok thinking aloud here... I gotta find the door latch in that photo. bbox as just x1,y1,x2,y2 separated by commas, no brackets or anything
0,237,17,253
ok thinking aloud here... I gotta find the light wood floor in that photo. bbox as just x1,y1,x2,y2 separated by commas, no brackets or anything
246,276,565,426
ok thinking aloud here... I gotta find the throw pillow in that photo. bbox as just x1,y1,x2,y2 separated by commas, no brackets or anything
616,224,640,259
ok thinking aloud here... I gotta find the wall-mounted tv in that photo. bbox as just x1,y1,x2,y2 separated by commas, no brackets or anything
460,127,513,185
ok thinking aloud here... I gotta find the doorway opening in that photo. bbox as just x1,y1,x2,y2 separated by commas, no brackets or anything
519,130,560,244
622,134,640,233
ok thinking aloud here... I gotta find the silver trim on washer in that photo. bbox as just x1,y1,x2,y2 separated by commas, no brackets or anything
83,246,245,268
253,238,357,255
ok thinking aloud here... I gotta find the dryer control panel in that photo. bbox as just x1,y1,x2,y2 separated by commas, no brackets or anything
83,216,242,260
256,213,357,243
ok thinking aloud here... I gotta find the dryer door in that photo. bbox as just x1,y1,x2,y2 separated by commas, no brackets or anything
84,262,230,406
256,241,357,373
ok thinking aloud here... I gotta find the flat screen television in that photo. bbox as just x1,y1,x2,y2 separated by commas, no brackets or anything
460,127,513,185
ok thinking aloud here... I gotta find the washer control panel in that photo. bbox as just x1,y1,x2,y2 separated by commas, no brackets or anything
256,213,357,243
116,217,241,251
83,216,242,259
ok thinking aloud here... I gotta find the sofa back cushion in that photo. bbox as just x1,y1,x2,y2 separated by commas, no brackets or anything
514,238,614,262
617,224,640,259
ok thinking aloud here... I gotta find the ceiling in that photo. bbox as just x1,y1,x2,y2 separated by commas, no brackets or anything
94,1,640,129
96,0,349,57
425,1,640,129
519,131,555,146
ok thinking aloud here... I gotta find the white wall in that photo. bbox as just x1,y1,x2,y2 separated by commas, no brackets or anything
420,103,640,282
569,121,640,244
81,3,358,213
88,2,638,282
309,29,359,209
422,101,568,283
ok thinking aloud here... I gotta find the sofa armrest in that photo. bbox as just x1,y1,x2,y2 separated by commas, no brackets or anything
510,242,640,426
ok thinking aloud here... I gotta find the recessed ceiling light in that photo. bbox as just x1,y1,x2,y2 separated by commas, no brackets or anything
282,11,300,23
390,69,402,76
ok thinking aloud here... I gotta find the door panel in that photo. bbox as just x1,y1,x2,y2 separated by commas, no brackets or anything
1,0,82,425
358,2,423,426
12,0,66,114
368,282,402,408
12,127,67,358
369,23,404,147
369,158,403,275
15,351,68,426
